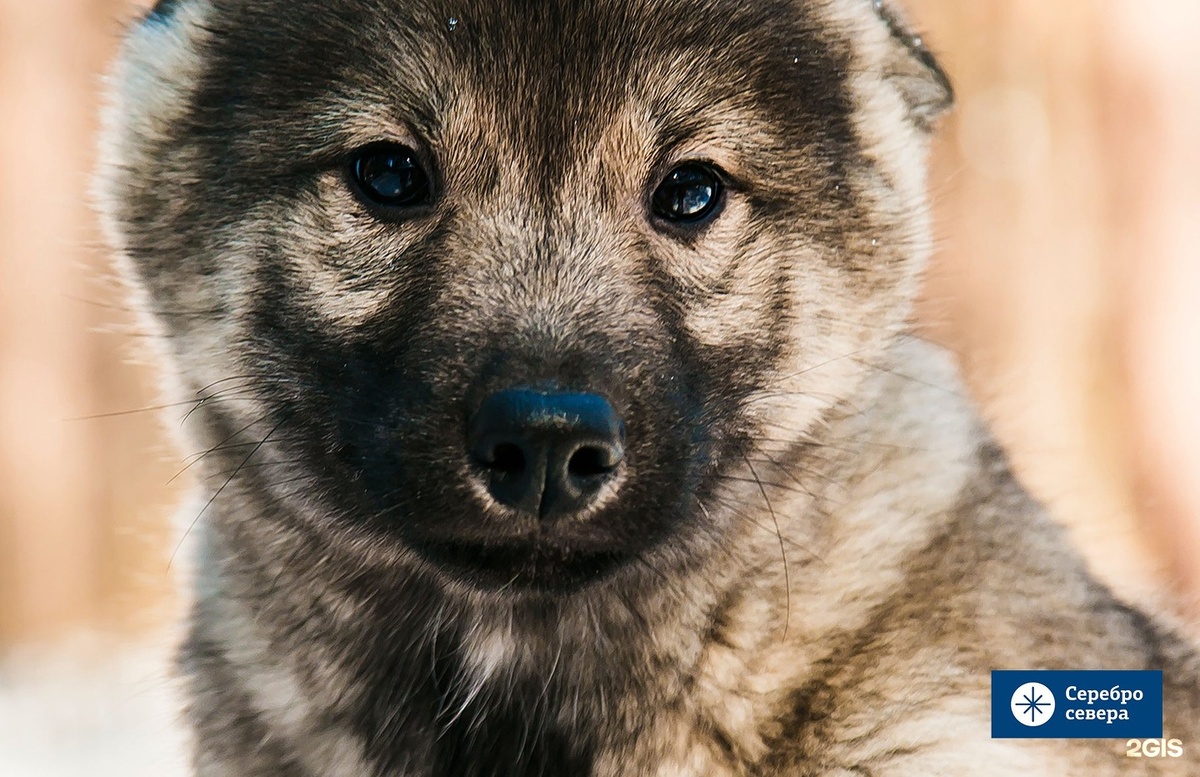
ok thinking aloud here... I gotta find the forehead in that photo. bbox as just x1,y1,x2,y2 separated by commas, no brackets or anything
190,0,854,166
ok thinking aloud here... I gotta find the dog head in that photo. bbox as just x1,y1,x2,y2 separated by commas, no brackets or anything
100,0,950,593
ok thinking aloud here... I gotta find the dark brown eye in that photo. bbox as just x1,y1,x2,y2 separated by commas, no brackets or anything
349,143,431,208
651,163,724,224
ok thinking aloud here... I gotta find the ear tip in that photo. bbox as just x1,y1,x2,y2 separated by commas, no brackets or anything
145,0,185,23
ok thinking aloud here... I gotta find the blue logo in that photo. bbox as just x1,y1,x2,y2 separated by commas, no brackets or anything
992,670,1163,739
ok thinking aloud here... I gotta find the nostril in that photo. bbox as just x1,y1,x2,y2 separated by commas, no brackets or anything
567,445,616,479
490,442,526,475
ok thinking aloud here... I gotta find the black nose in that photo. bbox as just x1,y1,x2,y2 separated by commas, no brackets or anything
468,389,625,519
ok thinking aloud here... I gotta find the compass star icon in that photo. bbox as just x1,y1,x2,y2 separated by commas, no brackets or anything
1010,682,1056,727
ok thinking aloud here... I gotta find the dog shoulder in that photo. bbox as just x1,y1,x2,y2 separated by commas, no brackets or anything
750,337,1200,773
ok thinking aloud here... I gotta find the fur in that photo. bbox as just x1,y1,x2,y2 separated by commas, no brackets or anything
98,0,1199,774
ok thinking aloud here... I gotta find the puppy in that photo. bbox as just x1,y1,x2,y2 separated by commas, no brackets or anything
98,0,1200,773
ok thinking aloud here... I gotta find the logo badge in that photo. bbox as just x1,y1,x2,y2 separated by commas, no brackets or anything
992,670,1163,739
1010,682,1056,726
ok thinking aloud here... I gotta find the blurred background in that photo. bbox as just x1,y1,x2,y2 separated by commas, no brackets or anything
0,0,1197,773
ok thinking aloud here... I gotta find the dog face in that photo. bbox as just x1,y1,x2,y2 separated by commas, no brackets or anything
101,0,949,593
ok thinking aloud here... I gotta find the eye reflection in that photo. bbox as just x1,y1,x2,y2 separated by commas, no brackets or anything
651,163,724,224
349,144,431,209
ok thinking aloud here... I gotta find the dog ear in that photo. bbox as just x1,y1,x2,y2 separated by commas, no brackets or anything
873,0,953,127
97,0,213,223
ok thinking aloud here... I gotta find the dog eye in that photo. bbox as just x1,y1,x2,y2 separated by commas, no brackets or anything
651,163,724,224
349,143,431,208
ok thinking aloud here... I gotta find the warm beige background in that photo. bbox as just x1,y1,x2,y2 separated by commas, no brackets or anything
1,0,1198,652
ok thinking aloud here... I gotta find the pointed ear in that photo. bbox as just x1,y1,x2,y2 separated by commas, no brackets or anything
873,0,953,128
